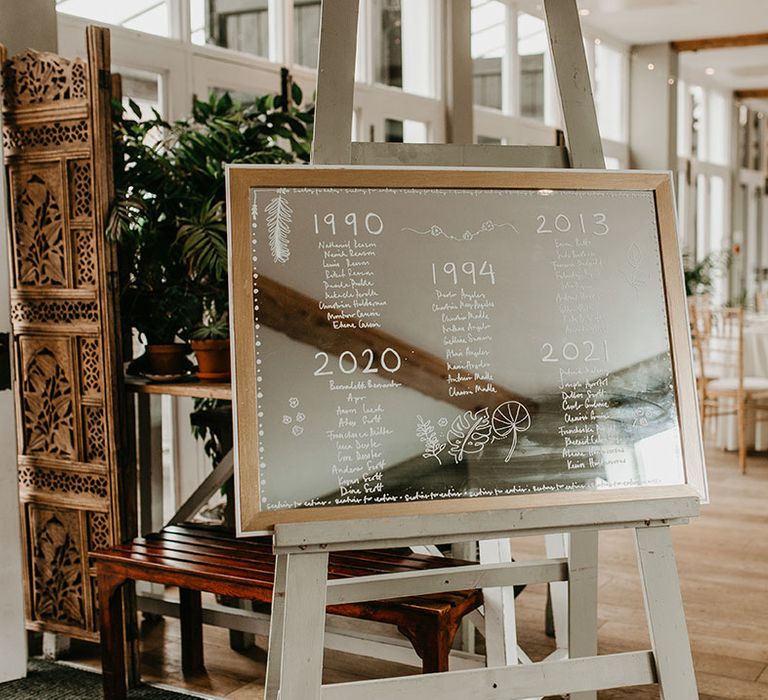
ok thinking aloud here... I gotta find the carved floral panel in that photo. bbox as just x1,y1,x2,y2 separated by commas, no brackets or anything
1,49,87,108
20,337,76,459
11,165,67,287
28,505,86,629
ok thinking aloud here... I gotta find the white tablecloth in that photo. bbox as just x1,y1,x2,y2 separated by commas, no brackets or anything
716,317,768,451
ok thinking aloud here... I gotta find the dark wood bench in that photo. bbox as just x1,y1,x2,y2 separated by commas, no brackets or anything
92,523,483,699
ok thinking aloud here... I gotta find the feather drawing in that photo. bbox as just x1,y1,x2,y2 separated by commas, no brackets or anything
266,191,292,263
491,401,531,462
250,191,259,221
416,415,446,464
447,408,492,463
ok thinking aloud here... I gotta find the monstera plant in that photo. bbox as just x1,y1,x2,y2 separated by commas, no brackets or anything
108,71,314,378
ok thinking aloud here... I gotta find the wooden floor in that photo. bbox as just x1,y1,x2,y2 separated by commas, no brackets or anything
64,445,768,699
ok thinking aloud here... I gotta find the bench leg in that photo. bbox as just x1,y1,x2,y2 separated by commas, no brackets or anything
398,615,457,674
179,588,205,675
98,572,128,700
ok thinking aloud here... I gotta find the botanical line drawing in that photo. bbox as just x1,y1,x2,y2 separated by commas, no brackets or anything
622,242,647,295
633,407,648,428
447,407,493,463
416,415,446,464
491,401,532,462
250,190,258,221
401,220,518,242
416,401,533,465
266,189,292,263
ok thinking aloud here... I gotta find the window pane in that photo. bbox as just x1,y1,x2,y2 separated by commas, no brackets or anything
121,72,162,118
477,135,502,144
676,79,689,157
471,0,505,110
594,43,625,142
294,0,321,68
708,91,730,166
709,176,725,301
56,0,170,36
690,85,706,161
194,0,270,58
518,13,546,121
384,118,404,142
695,173,707,259
372,0,433,96
384,118,428,143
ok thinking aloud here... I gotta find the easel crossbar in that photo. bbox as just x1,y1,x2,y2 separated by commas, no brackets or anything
320,650,657,700
350,143,570,168
326,558,567,605
274,493,699,552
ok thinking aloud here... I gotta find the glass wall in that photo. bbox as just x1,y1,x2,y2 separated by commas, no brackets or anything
192,0,270,58
471,0,505,110
294,0,321,68
56,0,630,152
371,0,434,97
517,13,546,121
56,0,171,36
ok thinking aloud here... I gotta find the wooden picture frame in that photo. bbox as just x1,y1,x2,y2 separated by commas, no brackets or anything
227,166,706,535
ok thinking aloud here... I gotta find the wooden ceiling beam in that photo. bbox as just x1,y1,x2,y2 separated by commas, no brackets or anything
672,32,768,52
735,89,768,100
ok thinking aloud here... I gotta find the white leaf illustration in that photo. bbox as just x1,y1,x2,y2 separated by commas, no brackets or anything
250,190,259,220
491,401,531,462
447,408,492,463
266,193,293,263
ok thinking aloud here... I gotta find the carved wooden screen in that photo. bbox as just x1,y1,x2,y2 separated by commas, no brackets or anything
1,27,132,641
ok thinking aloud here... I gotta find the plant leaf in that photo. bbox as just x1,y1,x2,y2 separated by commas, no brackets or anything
447,408,492,463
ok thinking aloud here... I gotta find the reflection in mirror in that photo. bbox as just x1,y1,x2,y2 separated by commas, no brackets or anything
247,187,685,512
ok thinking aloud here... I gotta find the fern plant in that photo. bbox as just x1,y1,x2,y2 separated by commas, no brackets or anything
109,70,314,344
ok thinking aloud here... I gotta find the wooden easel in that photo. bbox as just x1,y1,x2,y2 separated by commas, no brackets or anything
262,2,700,699
308,0,602,682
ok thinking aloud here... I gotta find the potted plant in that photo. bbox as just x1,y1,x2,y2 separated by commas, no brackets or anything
683,250,729,297
109,72,313,382
190,306,231,381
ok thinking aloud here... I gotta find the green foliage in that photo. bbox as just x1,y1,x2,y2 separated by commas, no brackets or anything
190,311,230,340
109,77,314,344
683,250,730,297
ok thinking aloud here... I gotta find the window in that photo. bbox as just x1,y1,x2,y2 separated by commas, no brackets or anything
708,91,730,167
689,85,706,161
56,0,170,36
471,0,506,110
120,71,162,118
193,0,270,58
371,0,434,96
593,43,625,142
518,13,546,121
294,0,322,68
384,118,428,143
695,172,707,259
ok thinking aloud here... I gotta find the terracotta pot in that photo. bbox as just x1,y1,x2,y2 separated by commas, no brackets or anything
191,339,231,381
146,343,189,376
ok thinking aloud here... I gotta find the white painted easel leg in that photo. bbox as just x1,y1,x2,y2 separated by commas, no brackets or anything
264,553,289,700
274,551,329,700
545,533,569,651
635,526,698,699
479,538,518,667
567,530,598,700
